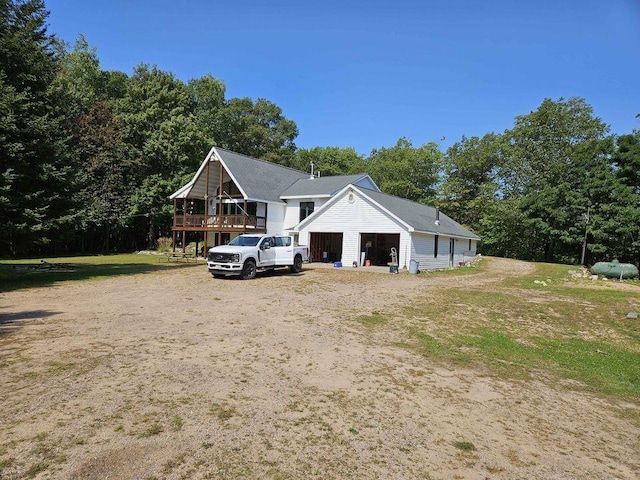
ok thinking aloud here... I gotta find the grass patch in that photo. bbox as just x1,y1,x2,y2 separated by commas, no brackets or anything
0,253,199,292
209,403,237,421
420,258,487,277
454,441,476,452
25,461,49,478
137,423,164,438
170,415,184,431
356,311,389,326
0,458,14,472
398,259,640,400
411,331,466,363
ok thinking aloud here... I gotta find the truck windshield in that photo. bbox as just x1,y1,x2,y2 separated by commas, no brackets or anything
228,236,261,247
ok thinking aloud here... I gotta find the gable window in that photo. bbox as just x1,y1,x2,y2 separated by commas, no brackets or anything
434,235,439,258
300,201,314,222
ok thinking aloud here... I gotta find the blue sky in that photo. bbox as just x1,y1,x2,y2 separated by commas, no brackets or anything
46,0,640,155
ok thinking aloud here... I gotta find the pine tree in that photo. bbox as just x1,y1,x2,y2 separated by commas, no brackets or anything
0,0,74,255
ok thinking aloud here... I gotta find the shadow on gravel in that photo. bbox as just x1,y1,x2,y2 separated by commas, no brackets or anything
0,309,61,337
0,262,200,293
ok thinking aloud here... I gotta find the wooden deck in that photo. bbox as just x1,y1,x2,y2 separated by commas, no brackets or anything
173,214,266,232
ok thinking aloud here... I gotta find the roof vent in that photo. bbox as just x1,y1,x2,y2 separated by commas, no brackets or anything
310,161,315,180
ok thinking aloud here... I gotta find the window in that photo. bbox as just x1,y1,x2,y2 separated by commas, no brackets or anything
229,236,261,247
275,236,291,247
434,235,439,258
300,201,314,222
468,239,472,250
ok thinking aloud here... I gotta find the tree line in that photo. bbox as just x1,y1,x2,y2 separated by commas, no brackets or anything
2,0,639,266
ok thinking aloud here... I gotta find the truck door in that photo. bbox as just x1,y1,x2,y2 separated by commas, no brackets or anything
258,237,276,266
274,236,293,265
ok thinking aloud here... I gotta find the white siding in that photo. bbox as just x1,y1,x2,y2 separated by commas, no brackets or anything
354,177,378,191
453,237,476,265
298,189,411,267
275,188,479,270
283,199,300,230
283,198,328,231
266,203,286,235
411,234,446,270
410,234,478,270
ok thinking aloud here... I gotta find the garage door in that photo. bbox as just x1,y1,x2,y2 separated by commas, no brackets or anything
310,232,343,263
360,233,400,266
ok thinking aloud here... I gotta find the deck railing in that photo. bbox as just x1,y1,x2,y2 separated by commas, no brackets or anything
173,214,266,230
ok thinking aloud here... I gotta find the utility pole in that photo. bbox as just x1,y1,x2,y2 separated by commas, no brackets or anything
581,206,590,266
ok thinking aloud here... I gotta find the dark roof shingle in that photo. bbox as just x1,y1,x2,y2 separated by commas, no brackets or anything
280,174,372,198
217,148,308,203
358,188,480,240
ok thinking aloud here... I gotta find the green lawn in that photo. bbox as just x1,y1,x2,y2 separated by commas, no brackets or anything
0,253,200,292
395,261,640,400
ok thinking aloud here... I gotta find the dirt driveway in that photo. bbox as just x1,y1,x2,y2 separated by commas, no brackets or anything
1,259,638,479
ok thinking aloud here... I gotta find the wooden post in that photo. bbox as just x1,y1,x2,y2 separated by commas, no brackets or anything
205,156,211,224
243,200,247,231
173,198,177,227
218,161,224,245
172,198,177,253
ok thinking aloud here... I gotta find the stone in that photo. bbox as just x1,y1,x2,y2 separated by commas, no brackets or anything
626,311,638,319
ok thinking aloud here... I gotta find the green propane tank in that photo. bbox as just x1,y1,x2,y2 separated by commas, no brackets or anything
590,260,639,279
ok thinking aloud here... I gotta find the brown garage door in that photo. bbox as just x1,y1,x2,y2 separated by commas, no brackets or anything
310,232,343,263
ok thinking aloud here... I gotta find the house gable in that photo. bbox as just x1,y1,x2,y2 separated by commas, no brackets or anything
290,185,412,233
170,147,308,204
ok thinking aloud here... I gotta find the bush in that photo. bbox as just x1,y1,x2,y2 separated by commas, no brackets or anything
156,237,173,253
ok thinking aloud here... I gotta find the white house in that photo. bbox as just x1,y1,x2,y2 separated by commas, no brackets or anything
170,147,479,269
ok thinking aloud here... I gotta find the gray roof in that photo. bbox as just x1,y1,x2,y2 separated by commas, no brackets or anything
217,148,309,203
280,174,373,198
360,188,480,240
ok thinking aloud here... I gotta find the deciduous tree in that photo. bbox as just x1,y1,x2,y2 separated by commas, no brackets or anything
366,138,441,203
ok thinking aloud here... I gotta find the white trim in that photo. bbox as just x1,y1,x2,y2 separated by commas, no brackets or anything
279,194,332,200
169,146,217,199
246,197,287,206
412,228,480,240
169,181,194,200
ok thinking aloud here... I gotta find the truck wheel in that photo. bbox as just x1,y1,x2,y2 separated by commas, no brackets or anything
290,255,303,273
241,260,257,280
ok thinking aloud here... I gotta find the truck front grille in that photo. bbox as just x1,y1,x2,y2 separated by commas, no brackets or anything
208,252,236,263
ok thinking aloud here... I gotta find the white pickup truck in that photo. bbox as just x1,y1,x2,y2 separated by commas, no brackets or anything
207,234,309,279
